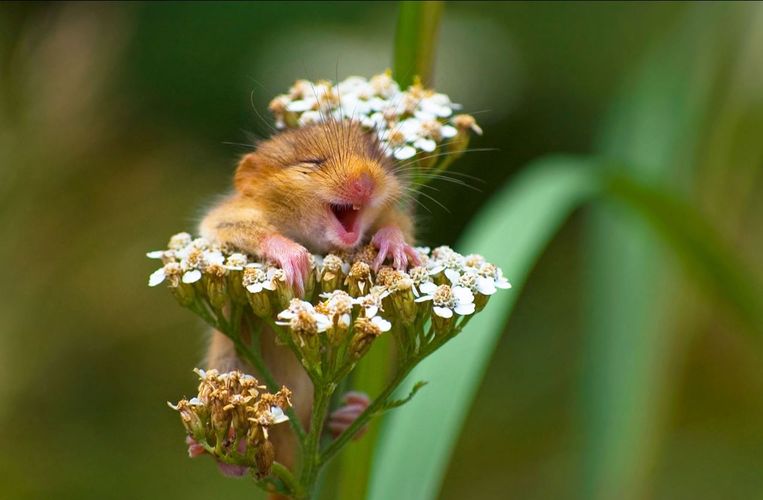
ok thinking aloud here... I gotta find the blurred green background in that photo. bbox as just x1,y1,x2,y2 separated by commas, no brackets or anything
2,2,763,499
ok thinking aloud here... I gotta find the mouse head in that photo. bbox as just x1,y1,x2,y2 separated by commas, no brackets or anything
234,121,403,251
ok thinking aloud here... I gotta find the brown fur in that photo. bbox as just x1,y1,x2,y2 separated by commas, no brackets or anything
199,121,415,473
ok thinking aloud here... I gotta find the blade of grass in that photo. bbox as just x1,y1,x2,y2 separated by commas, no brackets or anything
582,5,753,498
393,1,443,87
369,157,602,500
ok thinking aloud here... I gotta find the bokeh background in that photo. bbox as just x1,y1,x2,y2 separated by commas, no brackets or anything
2,2,763,499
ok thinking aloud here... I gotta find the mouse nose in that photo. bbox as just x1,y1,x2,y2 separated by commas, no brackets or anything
349,173,374,202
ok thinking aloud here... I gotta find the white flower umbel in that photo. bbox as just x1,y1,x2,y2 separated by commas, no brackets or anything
415,283,475,318
267,71,481,161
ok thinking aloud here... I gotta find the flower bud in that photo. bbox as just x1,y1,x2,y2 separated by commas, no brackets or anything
204,265,228,310
254,440,275,479
350,316,391,358
319,254,345,293
448,114,482,158
345,261,373,296
389,275,417,325
272,269,294,309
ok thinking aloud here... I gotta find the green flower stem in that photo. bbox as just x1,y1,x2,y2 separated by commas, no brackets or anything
320,315,471,467
320,358,413,467
271,462,301,498
298,385,333,498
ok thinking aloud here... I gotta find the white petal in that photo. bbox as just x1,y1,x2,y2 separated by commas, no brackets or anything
371,316,392,332
270,406,290,424
454,303,475,316
246,283,263,293
433,306,453,318
182,269,202,284
452,286,474,304
146,250,165,259
495,276,512,289
366,305,379,318
415,295,433,303
476,276,497,296
428,265,444,275
444,268,461,285
419,281,438,294
393,145,417,160
339,313,351,328
441,125,458,138
286,98,314,112
315,314,332,332
414,137,437,152
148,268,166,287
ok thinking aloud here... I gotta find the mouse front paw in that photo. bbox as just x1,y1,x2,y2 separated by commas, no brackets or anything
327,391,370,440
260,234,311,297
371,226,421,271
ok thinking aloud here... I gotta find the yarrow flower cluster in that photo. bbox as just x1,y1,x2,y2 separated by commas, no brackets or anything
148,233,509,342
168,368,292,479
154,231,510,493
268,70,482,161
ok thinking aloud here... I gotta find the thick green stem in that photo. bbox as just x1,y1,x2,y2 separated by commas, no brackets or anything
298,386,333,498
393,0,443,88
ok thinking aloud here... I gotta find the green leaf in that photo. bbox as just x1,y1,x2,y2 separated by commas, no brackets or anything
581,4,761,499
368,157,601,500
382,380,428,412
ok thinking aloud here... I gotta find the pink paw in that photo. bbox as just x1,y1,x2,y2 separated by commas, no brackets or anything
261,233,311,297
328,391,370,440
371,226,421,271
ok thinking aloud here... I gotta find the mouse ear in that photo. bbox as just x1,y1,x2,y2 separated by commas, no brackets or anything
233,152,268,194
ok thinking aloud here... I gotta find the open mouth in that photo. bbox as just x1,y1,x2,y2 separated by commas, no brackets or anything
329,203,362,244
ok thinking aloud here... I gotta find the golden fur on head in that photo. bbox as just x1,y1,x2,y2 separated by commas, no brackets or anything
232,120,404,251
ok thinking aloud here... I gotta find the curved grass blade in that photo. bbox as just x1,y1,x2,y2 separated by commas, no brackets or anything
368,157,601,500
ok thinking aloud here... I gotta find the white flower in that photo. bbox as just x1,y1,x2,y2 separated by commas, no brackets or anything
276,299,331,333
148,262,182,287
242,264,278,294
415,284,475,318
168,232,193,250
428,246,465,277
319,290,355,328
408,266,437,297
355,287,390,317
420,92,454,118
478,263,512,293
225,252,248,271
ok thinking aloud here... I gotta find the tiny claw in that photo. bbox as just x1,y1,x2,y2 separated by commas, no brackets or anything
261,234,311,297
371,226,417,271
